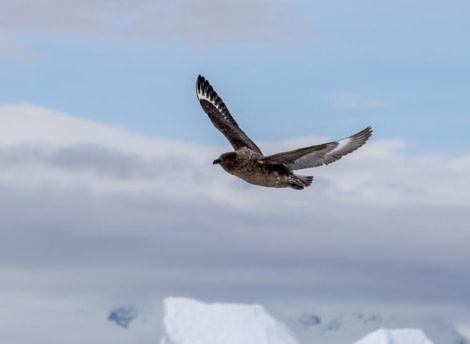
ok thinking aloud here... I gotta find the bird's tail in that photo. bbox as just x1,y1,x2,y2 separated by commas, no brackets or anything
290,174,313,190
296,174,313,186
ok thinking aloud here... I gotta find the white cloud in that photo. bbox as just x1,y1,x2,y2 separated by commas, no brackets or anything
331,93,386,108
0,0,313,44
456,323,470,341
0,103,469,321
2,104,468,209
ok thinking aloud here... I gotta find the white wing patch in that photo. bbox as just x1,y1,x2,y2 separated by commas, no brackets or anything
196,87,211,102
197,87,226,116
329,137,352,155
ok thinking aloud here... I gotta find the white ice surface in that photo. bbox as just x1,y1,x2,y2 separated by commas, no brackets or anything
354,328,434,344
162,297,299,344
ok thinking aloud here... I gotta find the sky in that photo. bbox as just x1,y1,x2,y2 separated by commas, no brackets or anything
1,0,470,343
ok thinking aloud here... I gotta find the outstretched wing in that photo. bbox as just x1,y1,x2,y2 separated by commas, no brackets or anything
196,75,262,154
261,126,372,170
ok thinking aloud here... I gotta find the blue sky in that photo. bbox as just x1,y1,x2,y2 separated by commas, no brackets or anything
1,1,470,343
1,0,469,155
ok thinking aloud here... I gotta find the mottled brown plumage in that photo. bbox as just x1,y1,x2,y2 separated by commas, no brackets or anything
196,75,373,190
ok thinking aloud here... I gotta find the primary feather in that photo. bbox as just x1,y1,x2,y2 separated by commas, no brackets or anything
196,75,262,154
261,126,373,170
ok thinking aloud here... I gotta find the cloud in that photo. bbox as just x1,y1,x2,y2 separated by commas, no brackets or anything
0,292,160,344
456,323,470,341
0,33,29,58
0,0,313,44
2,104,469,209
331,93,386,108
0,103,469,320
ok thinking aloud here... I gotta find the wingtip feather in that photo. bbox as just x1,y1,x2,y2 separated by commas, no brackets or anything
352,126,373,144
196,75,210,100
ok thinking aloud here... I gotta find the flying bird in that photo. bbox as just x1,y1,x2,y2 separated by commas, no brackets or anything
196,75,372,190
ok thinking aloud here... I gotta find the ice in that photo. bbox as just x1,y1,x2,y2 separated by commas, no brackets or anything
354,328,434,344
160,298,444,344
161,297,299,344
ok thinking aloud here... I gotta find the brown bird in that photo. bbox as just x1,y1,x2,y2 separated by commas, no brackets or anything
196,75,372,190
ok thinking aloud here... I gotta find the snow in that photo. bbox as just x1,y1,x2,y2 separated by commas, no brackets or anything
161,298,444,344
161,297,299,344
354,328,434,344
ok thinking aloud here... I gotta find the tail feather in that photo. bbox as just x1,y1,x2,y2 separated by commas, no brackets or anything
297,174,313,186
289,174,313,190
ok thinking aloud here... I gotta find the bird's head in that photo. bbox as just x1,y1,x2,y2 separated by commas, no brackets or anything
213,152,237,169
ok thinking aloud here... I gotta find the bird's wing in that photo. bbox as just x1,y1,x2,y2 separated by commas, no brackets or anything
261,126,373,170
196,75,262,154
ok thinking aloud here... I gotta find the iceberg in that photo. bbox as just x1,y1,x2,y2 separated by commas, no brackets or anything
354,328,434,344
161,297,299,344
160,298,445,344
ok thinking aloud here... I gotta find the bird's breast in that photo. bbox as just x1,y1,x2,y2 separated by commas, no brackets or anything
222,159,290,187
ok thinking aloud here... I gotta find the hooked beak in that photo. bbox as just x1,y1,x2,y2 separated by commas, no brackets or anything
213,158,221,165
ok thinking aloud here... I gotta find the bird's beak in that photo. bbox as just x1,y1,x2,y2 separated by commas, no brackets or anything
213,158,221,165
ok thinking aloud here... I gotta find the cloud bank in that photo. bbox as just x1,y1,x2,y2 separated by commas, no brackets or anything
0,0,313,44
1,102,469,341
1,103,469,304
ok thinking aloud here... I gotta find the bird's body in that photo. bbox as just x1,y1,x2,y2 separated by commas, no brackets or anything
215,148,313,189
196,75,372,190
